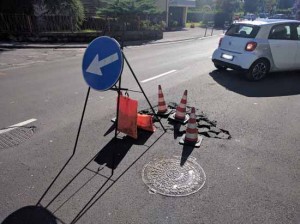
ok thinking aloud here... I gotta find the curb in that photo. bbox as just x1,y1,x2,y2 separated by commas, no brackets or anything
0,33,223,49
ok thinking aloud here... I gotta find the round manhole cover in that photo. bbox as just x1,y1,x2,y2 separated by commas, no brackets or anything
142,156,206,197
0,126,35,149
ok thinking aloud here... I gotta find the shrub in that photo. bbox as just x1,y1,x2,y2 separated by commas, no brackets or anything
187,11,204,22
202,12,215,25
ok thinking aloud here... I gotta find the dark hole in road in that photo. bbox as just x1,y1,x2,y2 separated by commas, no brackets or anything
139,102,231,140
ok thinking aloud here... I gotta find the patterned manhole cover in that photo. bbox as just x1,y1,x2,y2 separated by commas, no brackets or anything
0,126,36,149
142,156,206,197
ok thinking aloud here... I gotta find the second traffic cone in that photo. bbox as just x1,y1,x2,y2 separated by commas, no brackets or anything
168,90,189,124
175,90,188,120
180,107,202,147
156,85,171,116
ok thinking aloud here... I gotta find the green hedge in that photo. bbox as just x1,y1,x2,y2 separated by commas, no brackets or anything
187,11,233,28
274,9,292,14
187,11,204,22
187,11,215,23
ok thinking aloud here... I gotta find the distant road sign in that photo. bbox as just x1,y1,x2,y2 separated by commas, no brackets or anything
82,36,123,91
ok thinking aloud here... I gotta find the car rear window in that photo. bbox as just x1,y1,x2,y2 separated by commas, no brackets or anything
225,24,260,38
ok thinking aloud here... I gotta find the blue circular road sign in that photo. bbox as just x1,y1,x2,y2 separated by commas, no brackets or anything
82,36,123,91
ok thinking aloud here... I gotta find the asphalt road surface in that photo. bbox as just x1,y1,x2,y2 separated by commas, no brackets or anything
0,34,299,224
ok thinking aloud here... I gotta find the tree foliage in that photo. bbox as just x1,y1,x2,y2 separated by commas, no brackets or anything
42,0,85,27
244,0,259,13
0,0,34,14
217,0,240,13
295,0,300,19
97,0,161,18
295,0,300,10
278,0,294,9
0,0,85,29
195,0,214,9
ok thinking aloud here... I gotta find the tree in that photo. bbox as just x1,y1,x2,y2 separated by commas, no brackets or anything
264,0,277,13
0,0,84,28
97,0,162,30
97,0,160,18
278,0,294,9
195,0,214,9
42,0,84,27
295,0,300,19
0,0,35,14
244,0,259,13
214,0,240,14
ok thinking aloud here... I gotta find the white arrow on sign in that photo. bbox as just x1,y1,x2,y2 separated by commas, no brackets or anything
86,53,119,76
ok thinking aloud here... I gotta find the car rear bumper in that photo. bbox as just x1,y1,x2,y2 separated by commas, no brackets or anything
212,49,259,70
212,59,247,72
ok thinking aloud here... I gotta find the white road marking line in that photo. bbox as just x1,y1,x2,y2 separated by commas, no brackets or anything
0,118,37,134
141,70,177,83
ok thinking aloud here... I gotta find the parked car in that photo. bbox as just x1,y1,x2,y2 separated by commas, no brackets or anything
268,14,296,20
258,13,269,19
212,19,300,81
244,13,256,21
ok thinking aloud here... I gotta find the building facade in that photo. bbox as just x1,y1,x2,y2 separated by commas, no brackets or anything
157,0,196,27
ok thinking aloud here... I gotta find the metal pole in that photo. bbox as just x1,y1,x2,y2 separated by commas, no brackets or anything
114,77,122,138
36,87,91,206
166,0,169,29
122,52,166,132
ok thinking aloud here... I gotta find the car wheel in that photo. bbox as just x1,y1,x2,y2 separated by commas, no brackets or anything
246,59,270,81
214,64,227,71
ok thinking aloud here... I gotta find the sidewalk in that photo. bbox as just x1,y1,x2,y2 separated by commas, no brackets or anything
0,27,224,49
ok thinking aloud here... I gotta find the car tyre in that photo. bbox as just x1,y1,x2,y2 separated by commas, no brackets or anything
214,64,227,71
246,59,270,81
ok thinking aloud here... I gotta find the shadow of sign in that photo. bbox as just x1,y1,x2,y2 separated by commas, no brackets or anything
209,70,300,97
94,131,153,170
28,127,162,224
2,206,59,224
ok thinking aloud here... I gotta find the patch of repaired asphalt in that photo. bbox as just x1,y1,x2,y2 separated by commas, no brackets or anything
139,102,231,140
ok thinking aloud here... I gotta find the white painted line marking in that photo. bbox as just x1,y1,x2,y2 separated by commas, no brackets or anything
141,70,177,83
0,118,37,134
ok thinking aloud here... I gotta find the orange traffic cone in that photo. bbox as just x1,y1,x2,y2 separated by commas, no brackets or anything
175,90,187,120
168,90,189,124
180,107,202,147
156,85,171,117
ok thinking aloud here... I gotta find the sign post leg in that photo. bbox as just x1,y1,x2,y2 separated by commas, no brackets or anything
122,52,166,132
114,77,122,138
36,87,91,206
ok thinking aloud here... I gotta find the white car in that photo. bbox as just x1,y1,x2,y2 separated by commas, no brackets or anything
212,19,300,81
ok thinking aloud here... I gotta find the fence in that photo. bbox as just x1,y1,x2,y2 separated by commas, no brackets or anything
0,13,164,33
0,14,80,33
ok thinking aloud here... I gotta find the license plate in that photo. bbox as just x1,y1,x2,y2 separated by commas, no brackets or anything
221,53,234,61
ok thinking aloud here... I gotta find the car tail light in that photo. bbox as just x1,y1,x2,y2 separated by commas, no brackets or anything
218,37,223,48
245,41,257,51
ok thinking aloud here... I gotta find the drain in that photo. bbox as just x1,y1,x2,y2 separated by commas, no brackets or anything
142,156,206,197
0,126,36,149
